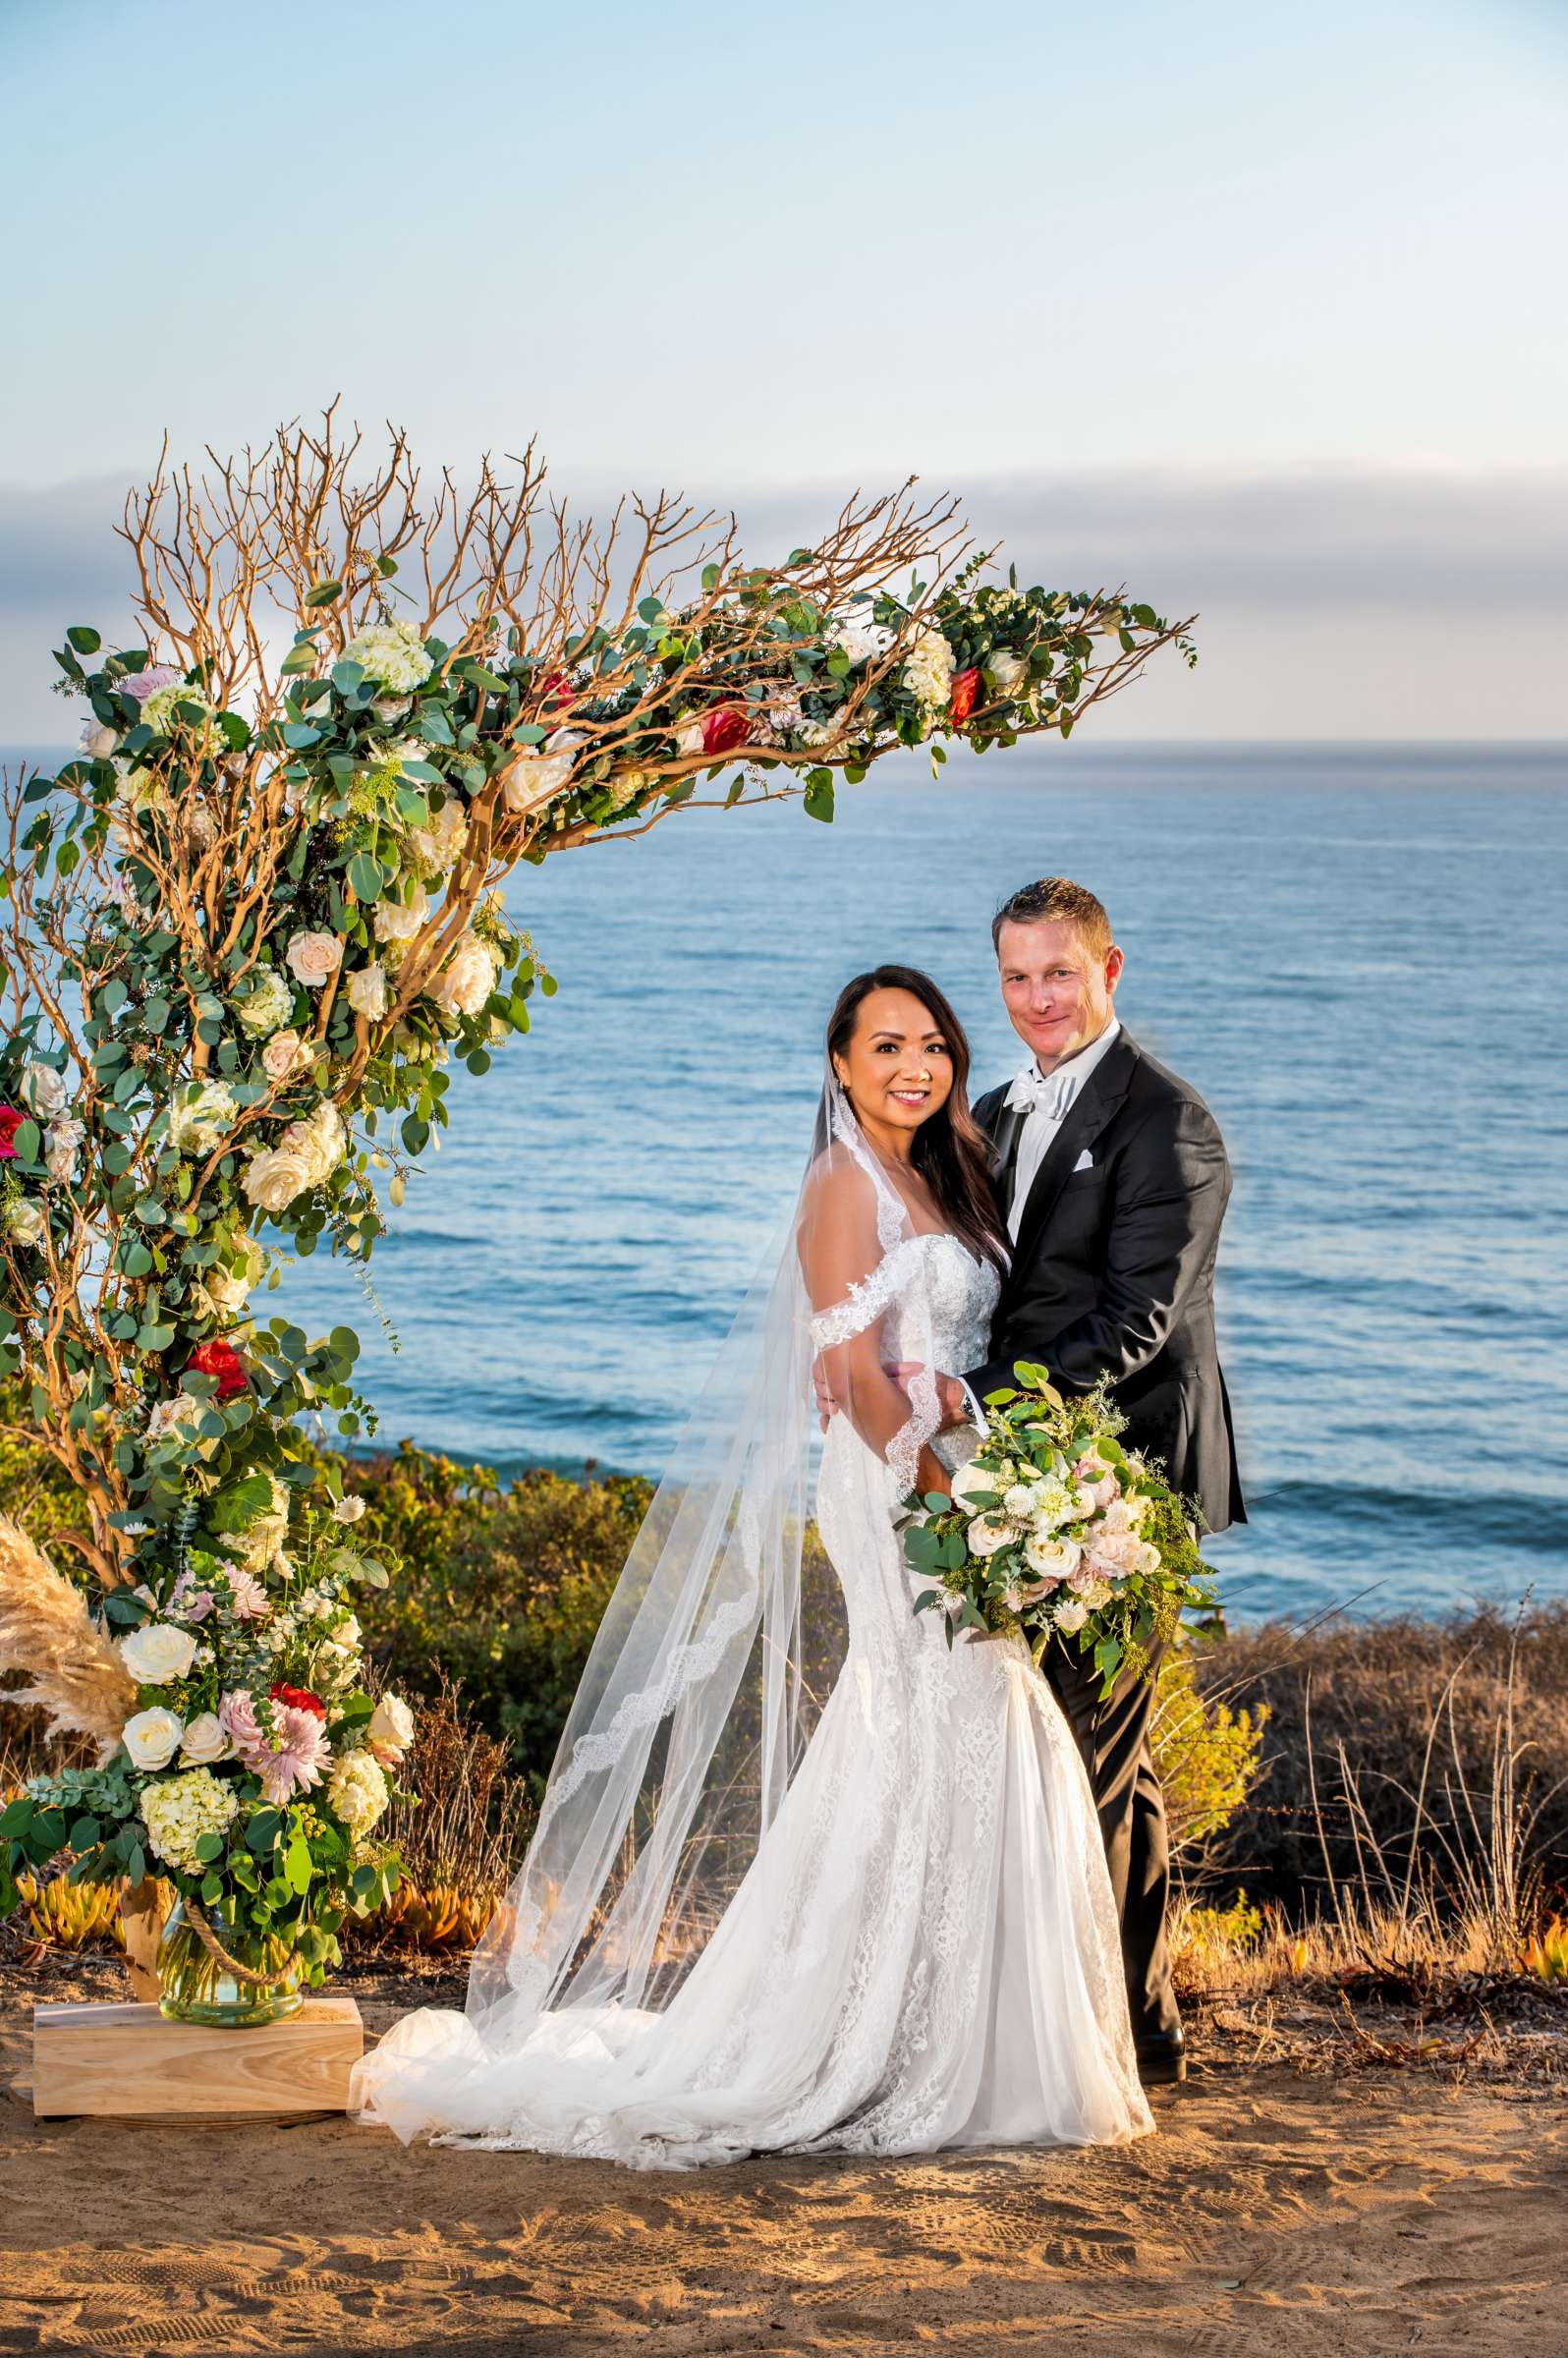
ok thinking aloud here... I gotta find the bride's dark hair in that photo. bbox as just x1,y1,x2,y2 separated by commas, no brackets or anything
824,965,1007,1274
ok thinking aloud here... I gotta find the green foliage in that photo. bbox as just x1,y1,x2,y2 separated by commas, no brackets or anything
1150,1636,1270,1858
354,1448,652,1793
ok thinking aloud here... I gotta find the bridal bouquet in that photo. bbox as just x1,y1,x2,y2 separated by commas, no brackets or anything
901,1366,1216,1696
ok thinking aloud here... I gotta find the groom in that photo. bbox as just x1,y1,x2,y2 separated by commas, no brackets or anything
944,875,1245,2087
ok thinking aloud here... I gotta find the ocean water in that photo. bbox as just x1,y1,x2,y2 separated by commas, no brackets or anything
9,740,1566,1622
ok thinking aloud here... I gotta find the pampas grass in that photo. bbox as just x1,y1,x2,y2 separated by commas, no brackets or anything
0,1517,135,1757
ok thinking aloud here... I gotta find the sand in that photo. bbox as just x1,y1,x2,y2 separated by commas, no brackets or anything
1,1977,1563,2358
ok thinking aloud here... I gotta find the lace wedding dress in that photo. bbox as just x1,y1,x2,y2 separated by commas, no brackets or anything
352,1091,1151,2166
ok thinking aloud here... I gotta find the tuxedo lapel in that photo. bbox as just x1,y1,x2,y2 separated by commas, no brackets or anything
988,1099,1028,1216
1009,1034,1141,1270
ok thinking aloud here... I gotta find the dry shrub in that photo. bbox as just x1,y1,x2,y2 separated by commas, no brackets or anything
1193,1601,1568,1928
346,1673,535,1954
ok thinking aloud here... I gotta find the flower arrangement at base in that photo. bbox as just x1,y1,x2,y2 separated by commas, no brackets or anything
0,1491,416,2023
902,1366,1218,1697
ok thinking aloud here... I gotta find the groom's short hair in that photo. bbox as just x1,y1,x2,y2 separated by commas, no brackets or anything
991,877,1113,957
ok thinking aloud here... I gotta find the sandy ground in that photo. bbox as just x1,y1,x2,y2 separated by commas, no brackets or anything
1,1968,1564,2358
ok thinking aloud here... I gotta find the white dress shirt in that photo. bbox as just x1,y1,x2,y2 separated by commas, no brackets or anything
949,1017,1123,1437
1004,1017,1122,1241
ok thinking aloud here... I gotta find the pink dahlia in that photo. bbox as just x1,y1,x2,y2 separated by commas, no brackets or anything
218,1686,265,1759
224,1567,271,1620
257,1704,332,1804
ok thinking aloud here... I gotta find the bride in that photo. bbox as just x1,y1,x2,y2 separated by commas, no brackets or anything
352,966,1152,2165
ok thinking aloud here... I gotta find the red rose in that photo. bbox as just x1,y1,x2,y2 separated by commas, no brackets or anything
186,1338,250,1400
701,706,751,757
0,1105,23,1160
949,668,982,722
270,1681,327,1720
538,671,576,704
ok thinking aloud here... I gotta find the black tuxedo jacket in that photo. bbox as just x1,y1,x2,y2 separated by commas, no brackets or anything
965,1030,1246,1534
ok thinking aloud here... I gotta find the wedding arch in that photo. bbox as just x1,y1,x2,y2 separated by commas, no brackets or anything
0,412,1193,1998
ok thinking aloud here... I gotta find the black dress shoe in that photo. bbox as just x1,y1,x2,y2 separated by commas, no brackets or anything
1136,2031,1187,2086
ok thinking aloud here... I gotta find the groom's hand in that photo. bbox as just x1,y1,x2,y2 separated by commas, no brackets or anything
812,1355,839,1432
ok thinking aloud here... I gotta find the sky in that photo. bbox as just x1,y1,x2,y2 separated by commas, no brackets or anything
2,0,1565,739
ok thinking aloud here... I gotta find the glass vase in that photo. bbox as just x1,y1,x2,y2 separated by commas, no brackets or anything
155,1897,305,2028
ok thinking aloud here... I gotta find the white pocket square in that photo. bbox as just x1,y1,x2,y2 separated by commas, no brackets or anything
1072,1150,1094,1172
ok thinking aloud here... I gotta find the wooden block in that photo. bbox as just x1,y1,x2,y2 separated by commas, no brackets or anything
31,1997,364,2120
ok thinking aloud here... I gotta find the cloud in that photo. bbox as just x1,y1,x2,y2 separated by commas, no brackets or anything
2,462,1563,744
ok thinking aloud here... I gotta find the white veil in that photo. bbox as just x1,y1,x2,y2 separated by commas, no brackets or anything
356,1074,948,2125
464,1074,944,2041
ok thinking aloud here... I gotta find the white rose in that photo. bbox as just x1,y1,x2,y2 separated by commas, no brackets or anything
235,968,294,1037
120,1620,199,1684
427,929,498,1019
43,1117,84,1183
242,1140,318,1214
986,650,1027,696
332,1494,366,1525
373,883,429,943
1053,1600,1090,1635
671,717,705,758
501,731,579,814
285,929,343,987
167,1079,237,1154
121,1705,184,1770
207,1238,265,1314
80,720,119,759
260,1027,312,1083
366,1691,416,1765
1025,1534,1084,1582
968,1512,1017,1559
179,1711,232,1765
341,619,432,694
5,1199,46,1248
827,614,896,665
345,962,389,1020
294,1096,347,1181
1079,1578,1115,1610
948,1459,1000,1514
21,1063,67,1119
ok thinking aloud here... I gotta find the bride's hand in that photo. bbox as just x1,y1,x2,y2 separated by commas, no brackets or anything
883,1362,974,1432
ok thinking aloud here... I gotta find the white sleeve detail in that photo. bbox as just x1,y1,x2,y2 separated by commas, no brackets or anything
808,1243,912,1351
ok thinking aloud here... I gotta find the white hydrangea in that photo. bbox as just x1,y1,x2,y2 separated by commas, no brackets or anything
340,620,433,694
407,796,469,875
235,968,294,1037
139,1766,240,1876
326,1747,389,1837
167,1079,238,1155
899,628,957,709
139,680,221,756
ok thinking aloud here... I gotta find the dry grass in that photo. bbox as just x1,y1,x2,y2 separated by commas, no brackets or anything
1190,1600,1568,1917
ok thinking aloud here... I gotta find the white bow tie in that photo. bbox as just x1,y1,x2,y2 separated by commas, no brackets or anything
1005,1065,1076,1120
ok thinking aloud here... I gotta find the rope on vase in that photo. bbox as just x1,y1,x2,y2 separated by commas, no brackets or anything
183,1894,283,1989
